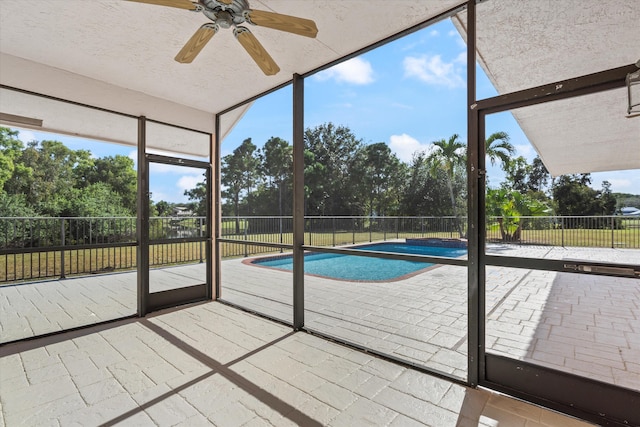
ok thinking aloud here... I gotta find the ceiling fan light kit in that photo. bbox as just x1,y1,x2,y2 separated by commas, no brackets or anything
128,0,318,75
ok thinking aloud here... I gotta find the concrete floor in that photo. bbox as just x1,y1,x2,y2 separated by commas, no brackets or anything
0,301,593,426
0,265,204,343
221,245,640,390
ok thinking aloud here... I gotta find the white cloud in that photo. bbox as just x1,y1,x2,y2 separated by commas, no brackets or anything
389,133,432,163
403,54,465,88
177,175,202,193
128,150,141,170
314,57,374,85
590,170,640,194
449,29,467,48
429,29,439,37
515,144,534,158
333,102,353,108
606,178,632,190
454,51,466,65
391,102,413,110
149,189,171,203
16,129,36,143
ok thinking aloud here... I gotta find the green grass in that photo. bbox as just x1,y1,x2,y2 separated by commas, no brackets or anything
486,222,639,247
1,242,204,282
2,226,638,283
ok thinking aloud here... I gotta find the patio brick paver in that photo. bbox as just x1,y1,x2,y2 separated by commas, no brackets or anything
0,302,595,426
0,264,208,343
0,244,638,424
221,244,640,390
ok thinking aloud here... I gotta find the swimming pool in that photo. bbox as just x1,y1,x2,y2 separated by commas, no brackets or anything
250,242,467,281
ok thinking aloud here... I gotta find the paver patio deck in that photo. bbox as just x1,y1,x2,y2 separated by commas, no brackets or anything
221,245,640,391
0,301,594,426
0,265,205,343
0,244,638,425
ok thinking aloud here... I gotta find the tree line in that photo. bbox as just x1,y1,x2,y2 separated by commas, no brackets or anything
0,127,182,218
0,125,623,224
0,128,138,218
221,122,619,224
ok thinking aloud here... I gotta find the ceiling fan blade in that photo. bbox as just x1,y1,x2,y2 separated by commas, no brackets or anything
217,0,233,4
175,24,218,63
234,27,280,76
245,9,318,38
127,0,197,10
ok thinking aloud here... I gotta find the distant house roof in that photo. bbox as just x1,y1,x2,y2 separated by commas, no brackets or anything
173,206,193,216
621,207,640,216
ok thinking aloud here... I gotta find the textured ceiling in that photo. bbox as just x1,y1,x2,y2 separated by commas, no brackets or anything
0,0,461,134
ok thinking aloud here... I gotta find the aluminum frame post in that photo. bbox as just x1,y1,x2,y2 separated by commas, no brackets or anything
136,116,149,316
293,73,305,330
466,0,482,388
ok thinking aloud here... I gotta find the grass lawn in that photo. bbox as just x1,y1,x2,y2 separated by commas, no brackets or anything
2,225,638,283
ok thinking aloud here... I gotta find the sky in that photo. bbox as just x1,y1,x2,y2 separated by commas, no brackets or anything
10,18,639,204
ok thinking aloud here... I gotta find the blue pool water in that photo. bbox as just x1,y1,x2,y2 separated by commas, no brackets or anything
252,242,467,281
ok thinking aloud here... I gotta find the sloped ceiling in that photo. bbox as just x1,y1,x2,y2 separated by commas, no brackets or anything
0,0,461,144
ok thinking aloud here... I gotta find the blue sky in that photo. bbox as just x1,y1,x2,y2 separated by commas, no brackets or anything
11,18,639,204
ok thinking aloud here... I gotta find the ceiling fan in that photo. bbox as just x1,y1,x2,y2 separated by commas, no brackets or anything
128,0,318,76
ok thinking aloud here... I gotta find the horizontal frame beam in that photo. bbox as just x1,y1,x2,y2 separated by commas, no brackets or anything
475,64,637,114
147,284,208,313
485,255,640,278
217,238,293,251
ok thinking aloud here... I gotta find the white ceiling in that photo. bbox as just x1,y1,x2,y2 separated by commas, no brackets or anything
0,0,638,173
0,0,460,136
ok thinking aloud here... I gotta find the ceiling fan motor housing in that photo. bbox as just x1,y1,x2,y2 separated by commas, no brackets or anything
199,0,251,28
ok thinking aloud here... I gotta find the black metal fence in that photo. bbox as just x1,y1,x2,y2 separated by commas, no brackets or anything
220,215,640,257
0,216,205,283
2,215,639,283
485,215,640,248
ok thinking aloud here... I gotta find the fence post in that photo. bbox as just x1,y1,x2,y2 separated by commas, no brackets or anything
383,217,386,241
244,218,248,257
519,217,524,245
450,218,453,238
561,217,565,247
352,218,355,244
332,217,336,247
199,217,204,263
396,217,399,239
369,217,372,242
60,218,66,279
611,216,615,248
280,217,283,253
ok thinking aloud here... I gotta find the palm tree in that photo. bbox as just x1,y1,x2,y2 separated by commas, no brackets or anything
426,133,466,237
485,131,514,169
486,188,550,241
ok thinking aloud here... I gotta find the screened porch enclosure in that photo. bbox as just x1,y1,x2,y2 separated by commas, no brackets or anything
1,0,639,425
